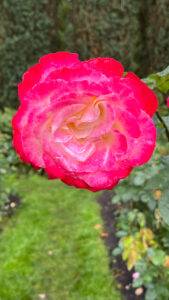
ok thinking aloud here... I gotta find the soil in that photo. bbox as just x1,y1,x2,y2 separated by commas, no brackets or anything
97,190,145,300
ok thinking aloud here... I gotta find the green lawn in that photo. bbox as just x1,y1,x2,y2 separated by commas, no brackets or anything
0,175,121,300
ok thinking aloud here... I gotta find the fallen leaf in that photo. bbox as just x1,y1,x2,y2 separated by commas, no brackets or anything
125,284,131,290
154,190,162,199
117,283,122,289
135,287,144,296
101,233,108,237
165,256,169,267
94,224,101,230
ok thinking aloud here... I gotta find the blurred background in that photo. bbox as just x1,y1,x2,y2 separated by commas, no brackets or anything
0,1,169,300
0,0,169,110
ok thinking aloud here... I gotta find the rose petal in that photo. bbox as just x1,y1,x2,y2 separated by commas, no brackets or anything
84,57,124,78
128,111,157,166
19,52,79,100
123,72,158,117
114,108,141,138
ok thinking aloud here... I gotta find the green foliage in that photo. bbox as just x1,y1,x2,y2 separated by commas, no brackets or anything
159,190,169,226
142,66,169,223
146,0,169,74
0,175,121,300
0,108,32,217
113,137,169,212
113,198,169,299
142,65,169,119
135,256,169,300
0,108,18,215
112,66,169,299
58,0,142,72
122,228,154,270
0,108,32,171
142,66,169,93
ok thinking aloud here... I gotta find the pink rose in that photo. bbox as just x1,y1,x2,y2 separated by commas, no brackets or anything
12,52,158,191
167,97,169,107
132,272,140,279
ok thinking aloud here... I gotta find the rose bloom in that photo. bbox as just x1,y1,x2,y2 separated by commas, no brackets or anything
167,97,169,107
132,272,140,279
12,52,158,192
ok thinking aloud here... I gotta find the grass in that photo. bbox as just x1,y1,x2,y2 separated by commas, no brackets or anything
0,175,121,300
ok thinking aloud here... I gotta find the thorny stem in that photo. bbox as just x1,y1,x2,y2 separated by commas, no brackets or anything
156,111,169,142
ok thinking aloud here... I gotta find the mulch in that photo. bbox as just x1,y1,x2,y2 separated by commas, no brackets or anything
97,190,145,300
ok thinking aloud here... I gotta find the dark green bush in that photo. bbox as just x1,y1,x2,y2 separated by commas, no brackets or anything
57,0,142,72
0,0,57,110
0,108,16,214
146,0,169,74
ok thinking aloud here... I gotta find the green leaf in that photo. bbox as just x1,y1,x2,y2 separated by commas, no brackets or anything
137,213,146,228
133,173,146,186
162,116,169,128
122,236,134,248
159,189,169,225
145,287,157,300
160,155,169,166
149,250,165,266
135,260,147,274
121,191,133,202
156,284,169,298
132,277,143,288
147,175,162,189
142,274,153,284
142,66,169,93
112,248,122,256
112,195,120,204
128,211,137,223
157,66,169,77
142,77,156,89
158,80,169,93
116,230,128,238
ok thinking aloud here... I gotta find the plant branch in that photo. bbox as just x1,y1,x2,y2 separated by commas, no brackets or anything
154,78,169,90
156,111,169,142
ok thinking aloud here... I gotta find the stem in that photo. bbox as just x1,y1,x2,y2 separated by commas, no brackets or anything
156,111,169,142
155,78,169,90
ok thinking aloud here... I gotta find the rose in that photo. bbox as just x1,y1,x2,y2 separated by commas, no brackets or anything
132,272,140,279
167,97,169,107
12,52,158,192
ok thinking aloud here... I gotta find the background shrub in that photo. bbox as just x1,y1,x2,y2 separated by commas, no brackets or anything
0,0,57,110
0,0,169,110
